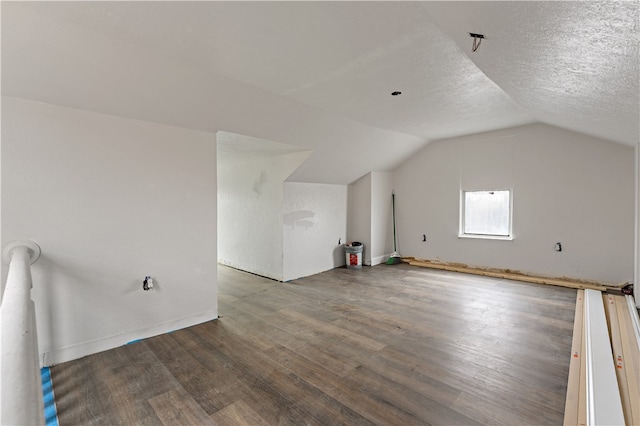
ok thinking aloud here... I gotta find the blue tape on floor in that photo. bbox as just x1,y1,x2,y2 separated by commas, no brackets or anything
126,338,142,345
41,367,59,426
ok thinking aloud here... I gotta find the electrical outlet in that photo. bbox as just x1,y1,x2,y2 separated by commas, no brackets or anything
143,276,154,291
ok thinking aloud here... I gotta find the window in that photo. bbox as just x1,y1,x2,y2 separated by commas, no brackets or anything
460,190,512,239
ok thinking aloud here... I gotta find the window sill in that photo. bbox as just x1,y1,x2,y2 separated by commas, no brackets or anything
458,233,513,241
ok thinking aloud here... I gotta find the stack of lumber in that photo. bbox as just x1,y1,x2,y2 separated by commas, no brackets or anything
564,290,640,426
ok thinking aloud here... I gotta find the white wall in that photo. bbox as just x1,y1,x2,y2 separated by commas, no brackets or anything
218,146,308,281
347,173,371,264
370,172,394,265
1,97,218,365
393,123,634,284
347,172,394,266
283,182,347,281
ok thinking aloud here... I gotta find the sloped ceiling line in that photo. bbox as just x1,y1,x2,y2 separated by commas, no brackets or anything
2,2,638,187
422,1,640,146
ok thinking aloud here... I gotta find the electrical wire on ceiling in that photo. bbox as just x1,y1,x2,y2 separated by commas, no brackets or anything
470,33,484,52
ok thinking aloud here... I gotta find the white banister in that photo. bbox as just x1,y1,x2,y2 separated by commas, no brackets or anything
583,289,625,426
0,240,44,426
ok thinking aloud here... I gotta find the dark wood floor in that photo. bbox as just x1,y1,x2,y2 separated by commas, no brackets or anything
51,263,577,425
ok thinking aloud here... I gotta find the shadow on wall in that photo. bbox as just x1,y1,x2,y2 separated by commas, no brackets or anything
333,245,347,267
31,253,167,365
283,210,315,229
31,254,96,365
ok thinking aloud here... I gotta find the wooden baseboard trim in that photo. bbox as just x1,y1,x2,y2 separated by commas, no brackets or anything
406,258,622,292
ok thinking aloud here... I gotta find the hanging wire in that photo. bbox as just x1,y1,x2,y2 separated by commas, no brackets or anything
470,33,485,52
472,37,481,52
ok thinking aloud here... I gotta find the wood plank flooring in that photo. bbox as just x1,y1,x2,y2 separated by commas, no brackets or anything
51,263,577,425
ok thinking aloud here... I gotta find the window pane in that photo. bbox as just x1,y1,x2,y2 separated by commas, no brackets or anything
464,190,510,236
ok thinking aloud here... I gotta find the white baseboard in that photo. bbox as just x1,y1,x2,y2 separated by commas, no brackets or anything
371,254,391,266
41,310,218,367
218,259,283,281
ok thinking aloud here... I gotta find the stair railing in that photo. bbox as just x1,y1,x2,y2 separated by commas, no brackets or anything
0,240,45,425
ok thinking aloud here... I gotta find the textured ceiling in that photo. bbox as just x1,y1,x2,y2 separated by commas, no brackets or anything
424,1,639,146
2,2,638,184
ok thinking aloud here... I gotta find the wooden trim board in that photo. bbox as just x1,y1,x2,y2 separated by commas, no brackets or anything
604,294,634,426
578,324,587,426
583,289,625,426
407,259,621,292
616,295,640,424
563,290,584,426
564,293,639,426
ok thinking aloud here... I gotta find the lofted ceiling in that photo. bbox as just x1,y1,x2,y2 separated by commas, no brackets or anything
2,1,638,184
217,131,310,158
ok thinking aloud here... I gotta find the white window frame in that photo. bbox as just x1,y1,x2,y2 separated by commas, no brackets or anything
459,189,513,240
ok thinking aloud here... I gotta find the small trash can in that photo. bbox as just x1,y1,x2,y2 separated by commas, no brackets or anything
345,242,363,269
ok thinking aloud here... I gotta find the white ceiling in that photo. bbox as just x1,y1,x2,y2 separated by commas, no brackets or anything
2,1,638,184
217,131,309,158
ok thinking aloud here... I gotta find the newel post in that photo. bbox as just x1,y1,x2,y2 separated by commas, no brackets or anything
0,240,44,425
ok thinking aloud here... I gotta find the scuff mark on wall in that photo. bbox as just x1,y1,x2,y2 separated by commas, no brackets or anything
252,170,268,197
283,182,347,281
283,210,315,229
